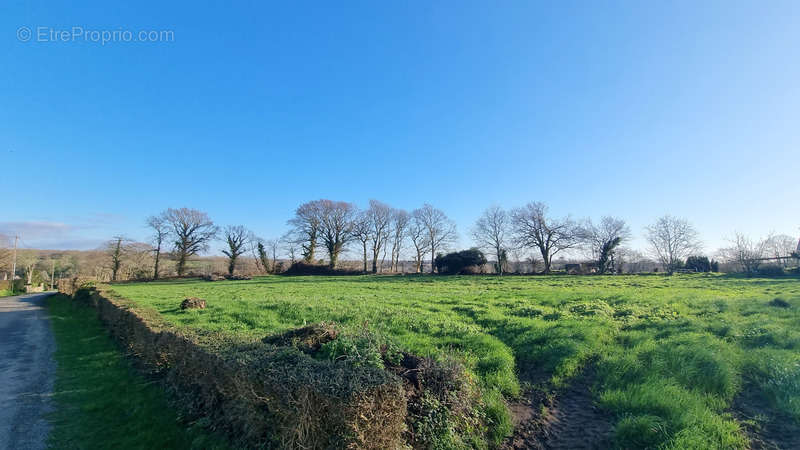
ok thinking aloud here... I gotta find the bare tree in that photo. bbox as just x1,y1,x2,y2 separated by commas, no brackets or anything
222,225,251,276
317,200,358,269
281,232,298,264
123,242,155,280
579,216,631,274
163,208,219,276
106,236,127,281
644,215,701,274
380,238,389,272
765,234,798,267
352,212,371,272
511,202,579,273
366,200,393,273
146,214,170,280
472,206,509,275
389,209,410,272
265,238,281,273
407,214,430,273
288,201,322,263
413,204,457,273
719,232,770,275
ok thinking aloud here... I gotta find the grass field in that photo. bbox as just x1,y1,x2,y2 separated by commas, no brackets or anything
110,274,800,449
46,295,230,449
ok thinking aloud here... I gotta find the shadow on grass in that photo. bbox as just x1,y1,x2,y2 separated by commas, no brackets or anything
46,295,231,450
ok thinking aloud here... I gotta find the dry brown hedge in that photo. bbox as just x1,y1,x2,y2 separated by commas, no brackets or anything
62,284,408,449
0,279,25,292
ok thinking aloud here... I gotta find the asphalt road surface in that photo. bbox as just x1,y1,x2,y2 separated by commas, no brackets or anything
0,293,55,450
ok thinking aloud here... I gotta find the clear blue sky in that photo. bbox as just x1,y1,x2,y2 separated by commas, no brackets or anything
2,1,799,253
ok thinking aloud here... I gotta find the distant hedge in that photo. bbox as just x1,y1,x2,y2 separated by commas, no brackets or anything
282,261,363,276
0,279,25,292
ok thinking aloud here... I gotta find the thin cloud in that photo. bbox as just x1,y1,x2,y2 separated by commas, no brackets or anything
0,221,105,250
0,221,76,238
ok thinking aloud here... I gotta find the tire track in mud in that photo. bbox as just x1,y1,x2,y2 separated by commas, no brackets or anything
447,305,615,448
503,365,614,450
731,382,800,450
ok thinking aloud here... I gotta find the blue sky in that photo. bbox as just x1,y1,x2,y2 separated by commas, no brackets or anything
2,1,799,254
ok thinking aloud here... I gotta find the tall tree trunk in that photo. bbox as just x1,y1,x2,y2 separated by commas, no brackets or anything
372,249,379,273
496,245,502,276
153,246,160,280
329,249,338,269
362,243,368,272
540,247,550,273
304,241,315,263
177,252,187,276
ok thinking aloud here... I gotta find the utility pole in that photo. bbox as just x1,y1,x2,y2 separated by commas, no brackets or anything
10,235,18,293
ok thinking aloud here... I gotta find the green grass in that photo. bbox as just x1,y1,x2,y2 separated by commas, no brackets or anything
46,294,230,450
0,289,12,297
110,274,800,449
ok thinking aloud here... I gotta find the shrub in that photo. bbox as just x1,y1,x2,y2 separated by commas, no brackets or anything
685,256,712,273
434,248,487,275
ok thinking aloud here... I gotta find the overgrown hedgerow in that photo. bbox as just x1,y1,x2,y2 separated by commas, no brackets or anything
64,285,409,449
60,279,496,449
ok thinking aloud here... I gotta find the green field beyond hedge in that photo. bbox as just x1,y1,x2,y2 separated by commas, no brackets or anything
111,274,800,448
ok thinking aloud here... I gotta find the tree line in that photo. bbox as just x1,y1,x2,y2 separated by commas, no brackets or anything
4,201,795,283
127,200,797,279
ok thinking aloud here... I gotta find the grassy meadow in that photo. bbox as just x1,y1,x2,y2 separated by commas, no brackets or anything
109,274,800,449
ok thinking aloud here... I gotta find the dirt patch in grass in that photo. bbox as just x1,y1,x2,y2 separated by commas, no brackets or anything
504,365,613,449
261,322,338,353
731,382,800,450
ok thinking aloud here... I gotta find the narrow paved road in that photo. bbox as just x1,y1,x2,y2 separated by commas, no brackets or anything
0,293,56,450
